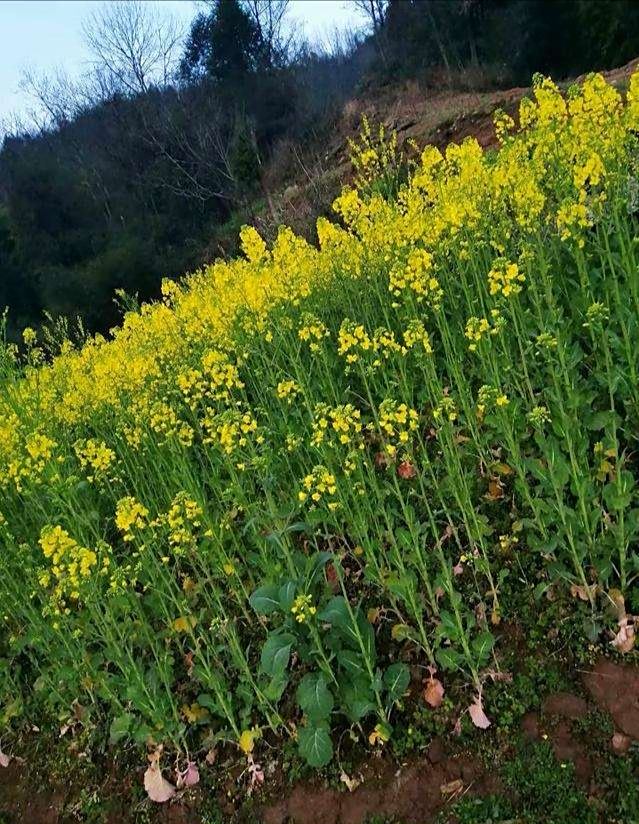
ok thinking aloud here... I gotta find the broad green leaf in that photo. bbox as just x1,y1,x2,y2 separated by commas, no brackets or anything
471,630,495,666
341,678,376,722
196,693,220,712
109,712,134,745
264,671,289,702
435,646,464,671
296,672,334,722
260,632,295,676
298,722,333,767
278,580,297,611
318,595,350,627
337,648,368,679
249,584,281,615
383,662,410,701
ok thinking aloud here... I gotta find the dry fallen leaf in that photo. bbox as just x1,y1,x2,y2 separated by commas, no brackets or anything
144,764,176,803
440,778,463,795
177,761,200,789
340,770,362,792
611,731,631,755
424,677,445,708
611,615,636,654
468,696,491,729
570,583,598,602
485,478,503,501
397,461,417,479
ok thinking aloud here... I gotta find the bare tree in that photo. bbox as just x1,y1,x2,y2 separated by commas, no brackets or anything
82,1,184,96
352,0,389,64
352,0,388,35
242,0,292,68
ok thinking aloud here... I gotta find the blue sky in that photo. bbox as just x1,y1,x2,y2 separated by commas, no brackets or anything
0,1,361,123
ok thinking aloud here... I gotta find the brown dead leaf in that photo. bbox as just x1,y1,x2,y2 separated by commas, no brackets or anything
144,764,176,803
570,583,598,602
440,778,464,795
177,761,200,789
397,461,417,479
611,616,636,654
468,696,491,729
611,732,631,755
485,478,503,501
340,770,362,792
424,677,445,708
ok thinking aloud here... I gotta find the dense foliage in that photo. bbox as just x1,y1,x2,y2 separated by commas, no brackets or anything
1,73,638,783
2,0,639,341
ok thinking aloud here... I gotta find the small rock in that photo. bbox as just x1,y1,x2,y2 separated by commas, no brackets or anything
611,731,632,755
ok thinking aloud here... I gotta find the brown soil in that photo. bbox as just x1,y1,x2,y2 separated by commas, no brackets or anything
2,658,635,824
583,658,639,740
261,750,501,824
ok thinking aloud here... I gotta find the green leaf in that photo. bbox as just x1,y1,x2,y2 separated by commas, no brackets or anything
109,712,134,745
339,611,376,661
296,672,334,722
249,584,281,615
341,679,376,722
435,647,464,671
196,693,220,712
337,648,368,679
437,610,460,642
471,630,495,666
383,662,410,701
298,722,333,767
278,581,297,611
318,596,350,627
260,632,295,676
264,671,289,702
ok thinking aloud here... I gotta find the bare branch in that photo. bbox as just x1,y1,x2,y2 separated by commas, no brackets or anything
82,1,185,96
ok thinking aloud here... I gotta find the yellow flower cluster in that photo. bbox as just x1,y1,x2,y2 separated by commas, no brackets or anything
433,397,458,424
74,438,115,481
389,248,443,307
556,202,591,246
464,309,504,351
115,496,149,542
476,385,509,420
487,259,526,298
163,492,203,554
202,408,259,456
374,399,419,457
298,313,330,352
276,380,301,404
298,465,338,510
403,319,433,354
311,403,363,448
290,594,317,623
338,320,374,363
38,525,106,603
